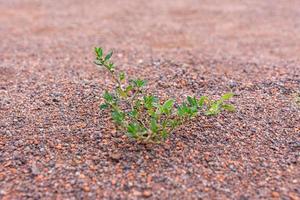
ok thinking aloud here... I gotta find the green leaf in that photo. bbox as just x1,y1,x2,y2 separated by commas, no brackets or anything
222,104,235,112
105,51,113,61
128,109,138,118
198,96,208,107
187,96,197,107
177,106,184,117
221,93,234,101
186,96,198,115
135,100,142,109
95,47,103,59
205,101,221,116
161,129,168,140
103,91,113,102
170,119,179,129
150,118,158,133
190,106,198,115
107,62,114,71
187,96,193,104
144,95,158,109
182,103,189,113
177,102,191,117
132,79,146,88
112,110,124,124
116,88,127,98
127,123,139,138
119,72,125,81
94,60,103,66
155,105,163,115
99,103,108,110
125,85,133,94
163,99,174,111
148,110,157,118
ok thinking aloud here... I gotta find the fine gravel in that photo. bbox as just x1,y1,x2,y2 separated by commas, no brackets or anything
0,0,299,199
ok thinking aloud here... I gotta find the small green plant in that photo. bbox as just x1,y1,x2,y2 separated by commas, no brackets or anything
94,47,235,143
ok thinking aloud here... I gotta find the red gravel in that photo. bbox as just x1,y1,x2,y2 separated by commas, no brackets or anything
0,0,299,199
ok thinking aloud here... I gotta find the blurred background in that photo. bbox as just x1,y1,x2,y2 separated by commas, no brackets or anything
1,0,300,63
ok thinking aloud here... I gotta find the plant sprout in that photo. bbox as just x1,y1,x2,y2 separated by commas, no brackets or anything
94,47,235,143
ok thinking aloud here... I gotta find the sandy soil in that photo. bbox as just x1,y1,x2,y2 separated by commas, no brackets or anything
0,0,299,199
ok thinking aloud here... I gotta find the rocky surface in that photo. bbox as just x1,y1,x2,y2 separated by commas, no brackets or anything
0,0,299,199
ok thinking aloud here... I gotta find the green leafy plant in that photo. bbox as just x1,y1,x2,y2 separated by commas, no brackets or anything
94,47,235,143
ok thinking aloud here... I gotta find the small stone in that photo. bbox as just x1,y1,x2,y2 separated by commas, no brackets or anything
0,173,5,181
229,80,238,88
0,189,6,195
132,190,141,196
56,144,62,150
229,164,237,172
111,178,117,185
52,98,60,103
142,190,152,198
111,129,118,137
83,185,90,192
24,146,31,152
180,79,187,86
31,163,40,175
35,174,44,181
78,173,86,179
74,122,87,129
110,153,121,161
288,192,298,200
239,195,249,200
271,191,280,198
250,128,256,133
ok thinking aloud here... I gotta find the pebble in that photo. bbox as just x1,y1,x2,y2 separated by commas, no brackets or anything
52,98,60,103
110,153,121,161
132,190,141,196
271,191,280,198
31,163,40,175
142,190,152,198
0,173,5,181
229,80,238,88
82,185,90,192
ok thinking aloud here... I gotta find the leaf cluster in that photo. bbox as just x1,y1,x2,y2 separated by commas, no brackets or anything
94,47,235,143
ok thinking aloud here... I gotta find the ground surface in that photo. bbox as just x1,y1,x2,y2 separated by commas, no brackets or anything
0,0,300,199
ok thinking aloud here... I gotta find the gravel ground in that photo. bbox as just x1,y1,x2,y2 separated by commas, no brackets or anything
0,0,299,199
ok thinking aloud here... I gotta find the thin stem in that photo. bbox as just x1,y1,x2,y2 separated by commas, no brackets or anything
111,72,122,90
129,89,139,110
99,59,122,90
